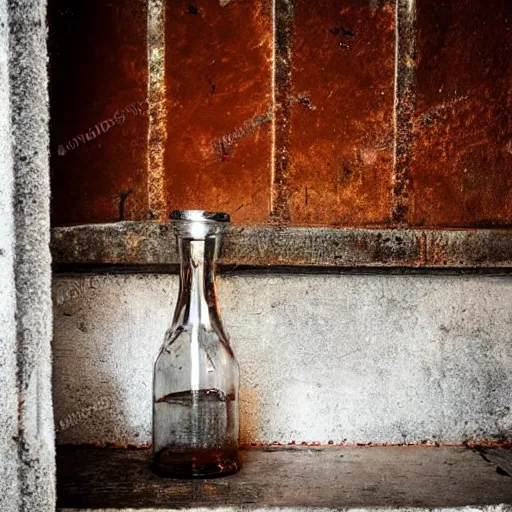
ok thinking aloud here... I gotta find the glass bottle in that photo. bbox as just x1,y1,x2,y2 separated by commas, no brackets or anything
152,210,240,477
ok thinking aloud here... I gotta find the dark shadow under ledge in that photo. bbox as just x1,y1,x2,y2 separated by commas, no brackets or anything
57,445,512,510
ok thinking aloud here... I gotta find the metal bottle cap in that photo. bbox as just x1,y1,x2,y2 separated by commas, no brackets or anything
170,210,230,223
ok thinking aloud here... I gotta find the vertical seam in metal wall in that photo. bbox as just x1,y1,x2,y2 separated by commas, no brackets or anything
271,0,294,223
270,0,277,215
391,0,416,226
147,0,167,220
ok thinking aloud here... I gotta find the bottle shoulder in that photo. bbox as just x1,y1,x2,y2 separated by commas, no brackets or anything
158,324,236,359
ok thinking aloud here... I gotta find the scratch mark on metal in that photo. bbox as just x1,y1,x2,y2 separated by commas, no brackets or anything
147,0,167,220
56,101,147,156
219,0,237,6
212,111,273,160
418,95,469,126
118,189,133,221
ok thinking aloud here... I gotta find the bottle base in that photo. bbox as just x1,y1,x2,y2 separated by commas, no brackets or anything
152,447,240,478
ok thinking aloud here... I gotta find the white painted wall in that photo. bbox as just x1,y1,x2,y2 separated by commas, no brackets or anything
54,273,512,446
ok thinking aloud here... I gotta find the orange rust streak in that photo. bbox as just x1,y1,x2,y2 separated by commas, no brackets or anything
60,440,512,450
241,441,512,449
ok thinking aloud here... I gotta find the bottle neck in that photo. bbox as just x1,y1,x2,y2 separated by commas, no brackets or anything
172,235,225,332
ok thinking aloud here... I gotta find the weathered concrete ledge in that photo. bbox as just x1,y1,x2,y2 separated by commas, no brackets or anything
57,446,512,510
51,222,512,269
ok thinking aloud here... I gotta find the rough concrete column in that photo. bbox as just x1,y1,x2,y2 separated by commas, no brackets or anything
0,0,55,510
0,0,19,507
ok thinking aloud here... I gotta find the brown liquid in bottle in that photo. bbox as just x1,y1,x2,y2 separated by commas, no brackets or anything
152,446,239,478
152,389,239,478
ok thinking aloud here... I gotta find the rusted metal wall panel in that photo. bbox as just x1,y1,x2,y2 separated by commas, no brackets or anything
410,0,512,228
164,0,273,225
285,0,396,227
49,0,149,226
48,0,512,268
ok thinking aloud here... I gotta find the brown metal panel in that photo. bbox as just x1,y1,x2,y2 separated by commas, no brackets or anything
49,0,149,226
287,0,396,227
411,0,512,228
164,0,273,225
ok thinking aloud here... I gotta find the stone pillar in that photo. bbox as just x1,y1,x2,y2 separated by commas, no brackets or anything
0,0,55,510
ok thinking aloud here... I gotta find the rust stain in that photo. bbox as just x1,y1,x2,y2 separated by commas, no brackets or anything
239,387,260,445
124,231,141,260
64,440,512,450
240,440,512,449
410,0,512,227
49,0,149,226
49,0,512,235
288,0,396,227
63,442,152,449
419,231,427,266
164,0,273,225
201,484,219,495
163,486,193,495
427,242,449,267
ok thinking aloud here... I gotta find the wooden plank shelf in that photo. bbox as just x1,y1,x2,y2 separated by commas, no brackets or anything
57,446,512,510
52,222,512,271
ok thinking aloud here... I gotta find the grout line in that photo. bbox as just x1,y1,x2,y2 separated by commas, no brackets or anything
147,0,167,220
270,0,294,223
391,0,417,226
270,0,277,215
